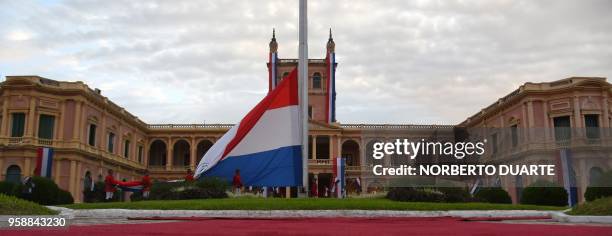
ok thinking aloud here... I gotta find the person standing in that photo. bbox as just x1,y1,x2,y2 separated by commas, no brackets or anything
311,178,318,198
232,169,243,195
104,169,118,201
83,172,94,202
141,170,152,199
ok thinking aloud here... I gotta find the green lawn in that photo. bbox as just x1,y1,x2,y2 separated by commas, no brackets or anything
568,197,612,216
0,194,58,215
64,197,565,211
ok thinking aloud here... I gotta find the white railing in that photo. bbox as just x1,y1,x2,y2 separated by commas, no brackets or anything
340,124,454,129
147,124,234,129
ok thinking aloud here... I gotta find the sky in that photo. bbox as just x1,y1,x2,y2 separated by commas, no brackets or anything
1,0,611,125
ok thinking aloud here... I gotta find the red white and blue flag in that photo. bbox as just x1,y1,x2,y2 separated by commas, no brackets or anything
194,68,302,187
333,157,345,198
117,180,145,192
35,147,53,178
269,51,278,92
556,149,578,206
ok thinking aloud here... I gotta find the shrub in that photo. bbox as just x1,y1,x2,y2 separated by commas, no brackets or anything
0,181,18,196
57,189,74,205
149,181,183,200
475,187,512,204
584,171,612,201
584,187,612,202
438,187,472,203
386,187,444,202
196,177,229,191
20,176,62,205
520,180,568,206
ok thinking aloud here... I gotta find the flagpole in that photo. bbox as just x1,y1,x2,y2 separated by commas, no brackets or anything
299,0,309,197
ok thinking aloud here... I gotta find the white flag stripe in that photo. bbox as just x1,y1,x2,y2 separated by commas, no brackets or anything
228,105,300,157
194,123,239,177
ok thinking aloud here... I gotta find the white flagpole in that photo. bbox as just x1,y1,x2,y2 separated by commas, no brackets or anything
299,0,309,197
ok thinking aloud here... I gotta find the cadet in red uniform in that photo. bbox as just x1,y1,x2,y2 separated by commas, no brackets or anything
141,170,152,199
185,169,194,182
104,169,118,201
232,169,243,195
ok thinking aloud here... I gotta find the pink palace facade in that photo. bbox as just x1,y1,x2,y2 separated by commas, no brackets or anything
0,32,610,203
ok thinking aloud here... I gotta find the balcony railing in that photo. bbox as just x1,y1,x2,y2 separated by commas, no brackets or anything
148,165,192,172
147,124,234,129
1,136,145,169
309,159,332,165
37,138,53,146
465,128,612,162
8,137,24,144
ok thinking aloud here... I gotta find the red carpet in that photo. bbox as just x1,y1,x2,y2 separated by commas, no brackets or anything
5,217,612,236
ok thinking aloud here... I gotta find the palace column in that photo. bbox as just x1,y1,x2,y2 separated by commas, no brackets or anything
166,138,173,170
26,97,36,137
58,100,66,140
1,98,9,136
602,92,609,137
572,95,583,142
190,137,197,170
68,160,76,198
311,135,317,160
527,100,535,143
72,101,82,141
543,100,550,142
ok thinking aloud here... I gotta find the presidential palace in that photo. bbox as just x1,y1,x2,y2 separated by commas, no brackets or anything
1,32,611,203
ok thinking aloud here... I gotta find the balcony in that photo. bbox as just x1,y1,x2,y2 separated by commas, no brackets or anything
309,159,332,165
0,136,145,170
477,128,612,162
148,165,191,172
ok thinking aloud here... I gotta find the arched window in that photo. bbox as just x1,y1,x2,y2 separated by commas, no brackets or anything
6,165,22,184
312,72,322,89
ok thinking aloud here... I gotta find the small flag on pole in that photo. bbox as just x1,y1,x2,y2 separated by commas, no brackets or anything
557,149,578,207
35,147,53,178
333,157,345,198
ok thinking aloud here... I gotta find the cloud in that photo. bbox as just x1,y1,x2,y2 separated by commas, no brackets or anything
1,0,611,124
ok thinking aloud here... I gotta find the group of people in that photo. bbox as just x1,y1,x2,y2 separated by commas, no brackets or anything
99,168,196,201
103,169,152,201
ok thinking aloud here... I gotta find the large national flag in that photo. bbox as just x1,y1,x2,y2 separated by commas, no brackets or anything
35,147,53,178
117,180,145,192
194,68,302,187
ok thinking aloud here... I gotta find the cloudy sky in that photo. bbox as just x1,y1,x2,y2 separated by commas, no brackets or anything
1,0,611,125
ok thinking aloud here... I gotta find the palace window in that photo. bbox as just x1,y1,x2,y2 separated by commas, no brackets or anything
308,106,312,119
10,113,26,137
553,116,571,141
124,139,130,158
491,133,498,155
585,114,600,139
88,124,97,146
312,72,322,89
37,114,55,140
137,145,144,163
107,132,115,153
510,124,518,148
